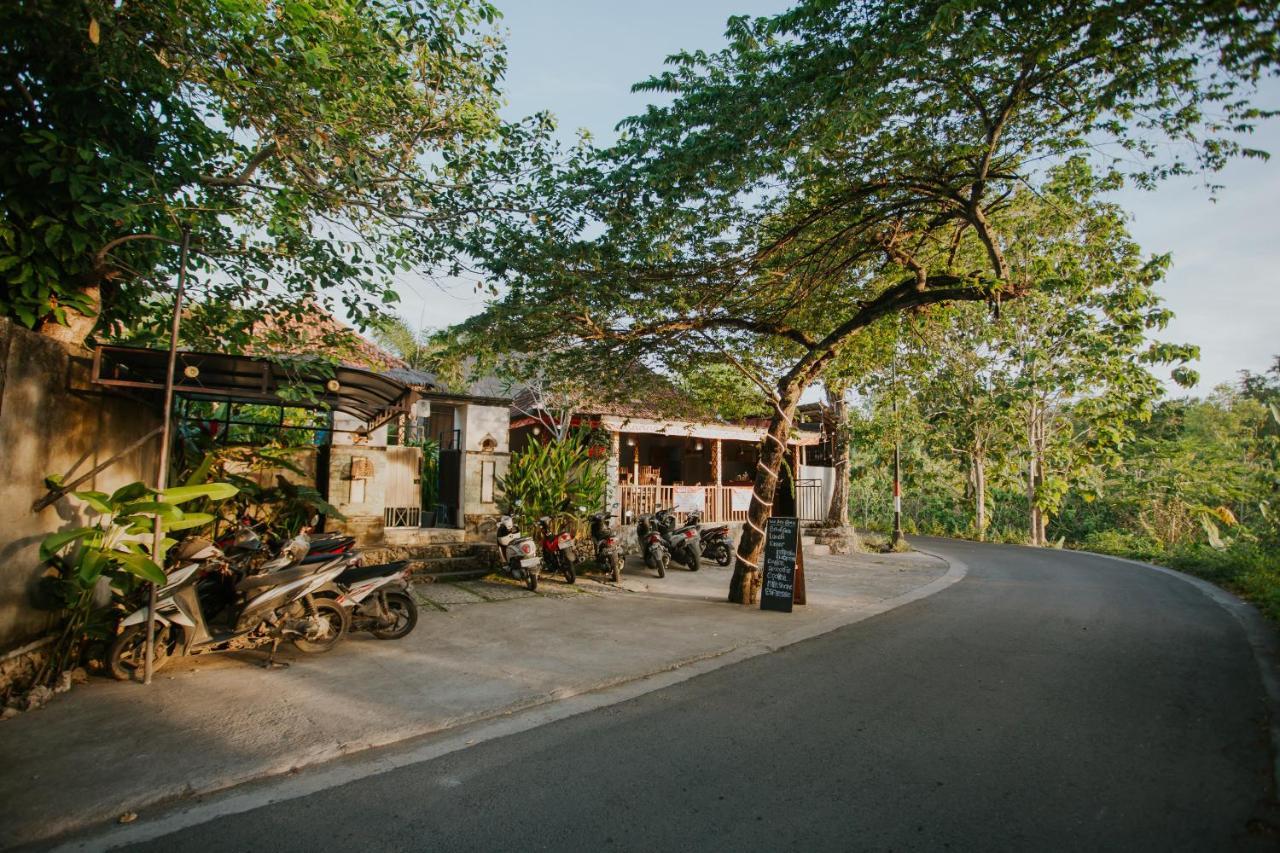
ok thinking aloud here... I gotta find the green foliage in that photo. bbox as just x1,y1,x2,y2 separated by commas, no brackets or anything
0,0,548,344
34,479,236,689
455,0,1277,408
407,435,441,513
674,362,770,422
184,445,343,539
497,429,607,535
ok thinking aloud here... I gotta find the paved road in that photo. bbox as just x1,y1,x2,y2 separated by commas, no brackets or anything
130,538,1276,851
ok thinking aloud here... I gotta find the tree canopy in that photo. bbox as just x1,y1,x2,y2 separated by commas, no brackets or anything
454,0,1279,601
1,0,546,347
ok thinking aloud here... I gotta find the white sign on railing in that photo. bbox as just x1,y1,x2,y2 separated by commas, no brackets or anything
673,485,705,513
730,487,753,512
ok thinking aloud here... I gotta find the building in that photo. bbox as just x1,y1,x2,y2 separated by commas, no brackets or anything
510,400,834,526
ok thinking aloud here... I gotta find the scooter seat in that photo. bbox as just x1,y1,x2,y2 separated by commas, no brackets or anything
236,561,328,594
337,561,409,585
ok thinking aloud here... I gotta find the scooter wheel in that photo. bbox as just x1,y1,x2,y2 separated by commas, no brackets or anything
292,599,349,653
370,591,418,640
656,557,666,579
527,572,539,591
714,544,732,567
608,553,621,583
107,623,175,682
563,560,576,585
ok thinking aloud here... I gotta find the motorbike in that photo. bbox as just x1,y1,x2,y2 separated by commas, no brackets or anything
694,515,733,566
537,516,577,584
634,512,668,578
496,514,543,590
224,520,416,639
329,558,418,639
588,511,623,583
654,507,703,572
107,532,350,679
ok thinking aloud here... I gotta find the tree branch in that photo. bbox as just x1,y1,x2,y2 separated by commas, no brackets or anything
199,142,279,188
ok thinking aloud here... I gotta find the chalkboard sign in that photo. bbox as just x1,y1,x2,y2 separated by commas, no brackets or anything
761,517,805,612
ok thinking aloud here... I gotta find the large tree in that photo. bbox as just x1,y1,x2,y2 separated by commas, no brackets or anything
1,0,540,347
455,0,1279,603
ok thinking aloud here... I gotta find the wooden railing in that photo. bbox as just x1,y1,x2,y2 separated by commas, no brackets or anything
618,484,752,525
618,481,823,525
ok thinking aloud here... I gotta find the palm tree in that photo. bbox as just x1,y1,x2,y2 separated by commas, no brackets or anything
369,314,437,371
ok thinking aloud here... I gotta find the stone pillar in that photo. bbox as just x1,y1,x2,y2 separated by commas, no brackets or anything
606,429,620,519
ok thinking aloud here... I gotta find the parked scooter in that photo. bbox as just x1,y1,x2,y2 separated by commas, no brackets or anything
654,507,702,571
496,514,542,590
537,516,577,584
634,512,668,578
588,511,623,583
330,558,418,639
699,520,733,566
107,532,350,679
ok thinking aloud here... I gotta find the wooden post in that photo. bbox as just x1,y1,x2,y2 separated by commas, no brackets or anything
712,438,722,486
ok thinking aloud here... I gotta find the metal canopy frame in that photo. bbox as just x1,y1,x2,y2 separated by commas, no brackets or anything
91,345,415,434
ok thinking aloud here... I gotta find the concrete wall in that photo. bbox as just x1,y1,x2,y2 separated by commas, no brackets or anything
326,444,389,544
0,320,161,652
325,400,511,545
460,402,509,540
800,464,836,521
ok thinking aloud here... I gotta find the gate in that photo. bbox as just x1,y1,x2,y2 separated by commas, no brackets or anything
437,447,462,527
383,446,422,528
795,478,823,521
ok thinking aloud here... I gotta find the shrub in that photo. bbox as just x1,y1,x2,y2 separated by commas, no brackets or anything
498,429,607,535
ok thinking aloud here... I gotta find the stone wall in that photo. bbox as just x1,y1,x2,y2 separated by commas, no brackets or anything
0,319,161,652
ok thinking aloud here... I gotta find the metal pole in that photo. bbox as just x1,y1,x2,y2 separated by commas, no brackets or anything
143,226,190,685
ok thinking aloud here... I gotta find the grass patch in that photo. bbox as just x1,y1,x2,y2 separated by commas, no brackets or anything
1075,533,1280,623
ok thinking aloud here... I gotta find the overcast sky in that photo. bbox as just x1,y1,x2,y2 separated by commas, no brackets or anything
394,0,1280,394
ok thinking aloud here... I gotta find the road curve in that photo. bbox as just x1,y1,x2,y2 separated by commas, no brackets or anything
130,538,1277,852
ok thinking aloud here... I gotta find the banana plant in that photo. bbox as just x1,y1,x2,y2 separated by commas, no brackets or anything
33,480,237,690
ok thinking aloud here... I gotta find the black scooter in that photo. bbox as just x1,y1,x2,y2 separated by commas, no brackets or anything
654,507,702,571
589,511,623,582
635,512,668,578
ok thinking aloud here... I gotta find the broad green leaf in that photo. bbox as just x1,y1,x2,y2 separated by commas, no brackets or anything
164,512,216,532
115,551,166,585
72,490,113,514
40,526,96,560
161,482,239,504
110,482,154,504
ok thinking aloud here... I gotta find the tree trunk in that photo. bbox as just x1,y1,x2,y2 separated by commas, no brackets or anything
1026,406,1041,546
824,388,850,527
729,389,800,605
35,284,100,347
973,449,987,542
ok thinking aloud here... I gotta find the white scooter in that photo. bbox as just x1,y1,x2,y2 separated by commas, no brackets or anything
329,558,419,639
108,532,350,679
496,513,543,590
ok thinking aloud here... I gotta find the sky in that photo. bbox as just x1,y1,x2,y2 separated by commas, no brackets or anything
394,0,1280,395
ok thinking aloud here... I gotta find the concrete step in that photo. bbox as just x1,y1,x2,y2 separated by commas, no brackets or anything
361,542,471,563
801,536,831,557
408,555,493,580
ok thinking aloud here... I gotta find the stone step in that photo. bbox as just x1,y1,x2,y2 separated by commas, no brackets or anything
801,536,831,557
407,555,492,580
360,542,479,563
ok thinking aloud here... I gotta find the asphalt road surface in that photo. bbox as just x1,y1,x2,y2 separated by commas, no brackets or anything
132,538,1277,852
